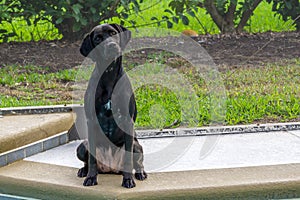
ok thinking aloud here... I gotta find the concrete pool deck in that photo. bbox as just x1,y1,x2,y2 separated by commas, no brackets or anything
0,109,299,199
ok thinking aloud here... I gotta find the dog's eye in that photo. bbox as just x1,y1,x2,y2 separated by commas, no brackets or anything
109,31,117,36
94,35,103,43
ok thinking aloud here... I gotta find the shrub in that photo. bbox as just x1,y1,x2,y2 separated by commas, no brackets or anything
0,0,142,41
153,0,264,33
267,0,300,31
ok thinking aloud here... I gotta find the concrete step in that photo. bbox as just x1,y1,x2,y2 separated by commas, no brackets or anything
0,113,74,154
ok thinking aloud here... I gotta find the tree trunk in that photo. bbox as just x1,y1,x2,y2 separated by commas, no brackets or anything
204,0,264,34
204,0,236,33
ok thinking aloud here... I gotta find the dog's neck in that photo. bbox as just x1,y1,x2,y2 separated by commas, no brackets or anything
96,56,124,104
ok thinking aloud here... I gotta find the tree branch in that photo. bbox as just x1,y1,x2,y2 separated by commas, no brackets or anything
226,1,237,22
237,0,262,33
100,0,121,21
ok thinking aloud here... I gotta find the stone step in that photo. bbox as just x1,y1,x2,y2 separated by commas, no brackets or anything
0,113,74,154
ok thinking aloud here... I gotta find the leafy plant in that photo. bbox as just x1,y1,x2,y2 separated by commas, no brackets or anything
0,0,18,42
0,0,143,41
151,0,207,31
267,0,300,30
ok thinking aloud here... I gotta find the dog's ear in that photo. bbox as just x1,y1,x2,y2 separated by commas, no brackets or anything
80,31,95,57
109,24,131,49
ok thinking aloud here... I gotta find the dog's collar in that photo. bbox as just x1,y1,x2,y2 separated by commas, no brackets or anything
104,99,112,110
105,66,114,73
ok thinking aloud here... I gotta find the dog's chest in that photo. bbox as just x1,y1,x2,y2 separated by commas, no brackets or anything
96,100,121,138
96,145,125,173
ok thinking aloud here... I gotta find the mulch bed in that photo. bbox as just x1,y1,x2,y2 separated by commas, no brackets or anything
0,31,299,71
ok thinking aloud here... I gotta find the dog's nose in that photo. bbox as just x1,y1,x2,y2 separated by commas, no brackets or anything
104,42,121,59
107,43,118,50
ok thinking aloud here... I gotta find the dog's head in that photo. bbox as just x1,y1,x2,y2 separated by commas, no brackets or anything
80,24,131,61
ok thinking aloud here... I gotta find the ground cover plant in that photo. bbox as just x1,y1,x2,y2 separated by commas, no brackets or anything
1,54,299,128
0,65,76,107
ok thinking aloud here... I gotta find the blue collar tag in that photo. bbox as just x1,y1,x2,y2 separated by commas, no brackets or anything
104,100,112,110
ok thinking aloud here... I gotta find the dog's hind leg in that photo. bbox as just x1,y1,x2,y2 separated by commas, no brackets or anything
76,140,89,177
133,138,147,180
77,140,88,162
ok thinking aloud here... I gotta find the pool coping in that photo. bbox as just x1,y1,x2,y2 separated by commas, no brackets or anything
0,161,299,200
0,105,76,116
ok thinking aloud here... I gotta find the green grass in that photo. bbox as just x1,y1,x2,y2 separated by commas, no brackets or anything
0,65,77,107
0,65,76,87
224,62,300,124
0,1,296,42
1,58,298,128
131,59,300,128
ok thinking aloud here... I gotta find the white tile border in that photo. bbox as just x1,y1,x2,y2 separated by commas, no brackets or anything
137,122,300,138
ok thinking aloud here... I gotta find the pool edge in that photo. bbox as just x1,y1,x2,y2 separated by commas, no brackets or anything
0,161,299,199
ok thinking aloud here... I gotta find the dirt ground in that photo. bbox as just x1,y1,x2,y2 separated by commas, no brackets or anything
0,31,299,70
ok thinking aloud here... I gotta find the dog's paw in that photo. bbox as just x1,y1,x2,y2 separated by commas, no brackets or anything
83,175,98,186
135,170,147,181
122,175,136,188
77,167,88,177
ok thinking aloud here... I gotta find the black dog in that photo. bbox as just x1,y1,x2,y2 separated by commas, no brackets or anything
76,24,147,188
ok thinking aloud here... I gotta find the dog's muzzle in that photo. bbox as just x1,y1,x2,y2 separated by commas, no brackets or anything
104,42,121,60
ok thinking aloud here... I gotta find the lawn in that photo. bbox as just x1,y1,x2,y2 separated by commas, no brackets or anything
1,57,299,129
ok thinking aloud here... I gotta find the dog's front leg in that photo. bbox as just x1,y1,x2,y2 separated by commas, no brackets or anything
83,69,99,186
122,119,136,188
83,119,98,186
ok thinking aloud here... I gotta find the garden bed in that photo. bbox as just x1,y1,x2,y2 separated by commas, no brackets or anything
0,31,299,70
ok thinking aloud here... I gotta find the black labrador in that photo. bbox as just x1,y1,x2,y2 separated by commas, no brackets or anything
76,24,147,188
